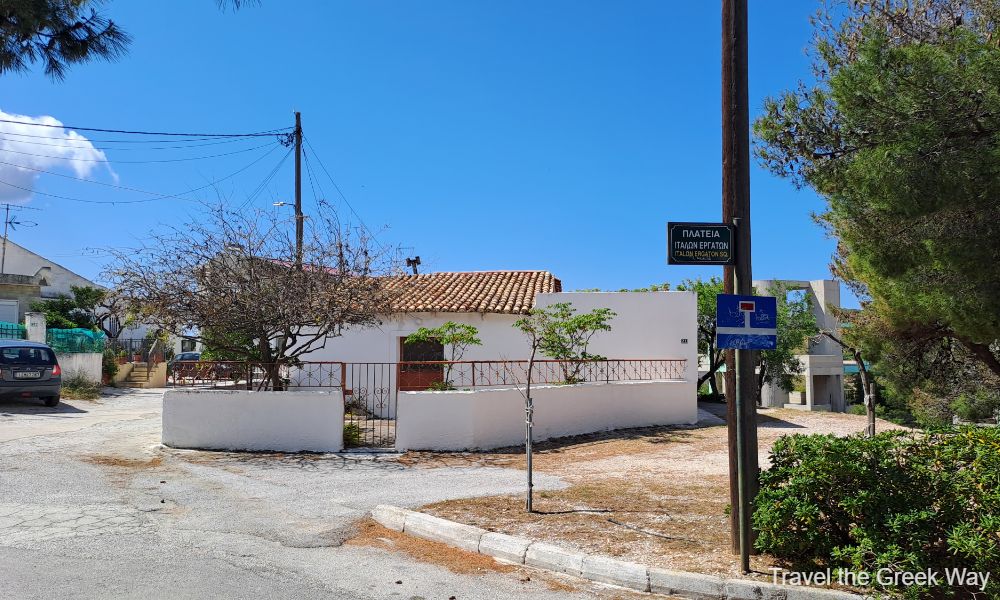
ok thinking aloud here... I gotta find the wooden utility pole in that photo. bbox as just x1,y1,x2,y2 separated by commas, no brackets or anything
722,0,758,573
294,111,304,270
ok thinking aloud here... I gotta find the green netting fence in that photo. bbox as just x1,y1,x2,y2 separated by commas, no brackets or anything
46,328,107,353
0,321,26,340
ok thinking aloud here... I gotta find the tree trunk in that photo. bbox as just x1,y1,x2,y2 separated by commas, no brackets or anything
708,368,721,400
697,349,724,402
855,349,875,437
960,338,1000,378
525,346,536,513
819,330,877,437
755,361,767,406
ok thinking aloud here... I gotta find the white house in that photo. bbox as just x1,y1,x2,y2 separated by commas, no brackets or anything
304,270,698,378
0,239,100,322
165,270,701,453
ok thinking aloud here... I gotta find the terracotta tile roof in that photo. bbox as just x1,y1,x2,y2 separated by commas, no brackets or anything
384,271,562,315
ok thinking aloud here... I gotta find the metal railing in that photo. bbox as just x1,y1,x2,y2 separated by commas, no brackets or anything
106,337,166,365
166,358,687,390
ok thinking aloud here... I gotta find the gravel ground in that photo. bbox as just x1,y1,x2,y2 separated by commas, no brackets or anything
0,390,657,600
421,403,907,581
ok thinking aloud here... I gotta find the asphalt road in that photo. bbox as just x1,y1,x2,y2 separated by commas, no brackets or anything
0,390,628,600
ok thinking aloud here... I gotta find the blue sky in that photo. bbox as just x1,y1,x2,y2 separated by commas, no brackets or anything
1,1,851,305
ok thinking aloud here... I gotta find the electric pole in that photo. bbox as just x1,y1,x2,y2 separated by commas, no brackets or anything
294,111,304,270
722,0,758,573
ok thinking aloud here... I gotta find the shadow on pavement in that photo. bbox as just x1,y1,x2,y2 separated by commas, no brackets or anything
698,400,806,429
0,398,88,415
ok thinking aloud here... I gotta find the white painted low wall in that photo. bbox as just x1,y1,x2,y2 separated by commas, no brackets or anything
162,390,344,452
56,352,102,383
395,380,697,451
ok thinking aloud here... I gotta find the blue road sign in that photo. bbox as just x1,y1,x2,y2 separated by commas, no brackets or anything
716,294,777,350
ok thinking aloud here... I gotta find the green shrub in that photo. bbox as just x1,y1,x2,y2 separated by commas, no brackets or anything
754,428,1000,598
102,350,119,381
343,423,362,446
950,390,1000,423
427,380,456,391
61,372,102,401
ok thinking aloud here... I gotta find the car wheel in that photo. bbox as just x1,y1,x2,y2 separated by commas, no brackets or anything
43,396,60,408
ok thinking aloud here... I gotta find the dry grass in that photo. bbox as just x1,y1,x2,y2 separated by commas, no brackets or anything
347,518,517,576
347,519,596,595
417,406,904,581
60,373,103,401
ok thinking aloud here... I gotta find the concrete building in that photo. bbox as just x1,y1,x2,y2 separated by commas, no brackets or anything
754,279,845,412
0,239,99,322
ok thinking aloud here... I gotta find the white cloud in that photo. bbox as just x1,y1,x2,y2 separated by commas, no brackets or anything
0,108,114,203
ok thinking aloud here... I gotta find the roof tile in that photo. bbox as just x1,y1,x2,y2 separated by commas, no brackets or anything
384,271,561,315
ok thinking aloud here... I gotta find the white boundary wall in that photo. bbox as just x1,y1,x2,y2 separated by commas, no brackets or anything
56,352,101,383
395,380,697,451
162,390,344,452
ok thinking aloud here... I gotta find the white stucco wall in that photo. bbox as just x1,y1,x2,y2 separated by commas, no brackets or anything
538,291,699,379
55,352,101,383
300,312,526,364
395,380,697,451
161,390,344,452
301,290,697,367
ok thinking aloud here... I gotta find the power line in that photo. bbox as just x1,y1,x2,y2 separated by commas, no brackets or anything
0,118,290,138
236,145,294,211
0,143,283,205
0,133,264,152
301,143,385,253
0,141,278,164
0,129,281,144
302,136,385,250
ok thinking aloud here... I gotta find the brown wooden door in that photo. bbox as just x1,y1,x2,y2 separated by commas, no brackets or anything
398,337,444,391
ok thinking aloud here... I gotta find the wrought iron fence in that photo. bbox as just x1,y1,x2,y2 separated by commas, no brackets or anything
167,358,686,390
437,358,688,389
106,337,167,364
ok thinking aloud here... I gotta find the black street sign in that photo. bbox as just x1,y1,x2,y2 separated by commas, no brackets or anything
667,222,735,265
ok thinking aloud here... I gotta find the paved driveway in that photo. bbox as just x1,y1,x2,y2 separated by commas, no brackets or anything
0,390,626,600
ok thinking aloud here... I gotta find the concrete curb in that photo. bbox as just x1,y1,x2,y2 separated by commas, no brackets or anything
370,505,863,600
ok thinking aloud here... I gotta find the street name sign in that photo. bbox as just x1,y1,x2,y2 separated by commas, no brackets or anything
716,294,777,350
667,222,735,265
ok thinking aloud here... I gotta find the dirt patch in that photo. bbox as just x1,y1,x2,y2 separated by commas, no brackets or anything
347,518,517,576
346,520,657,597
416,406,904,582
398,425,700,472
422,477,782,577
83,455,164,469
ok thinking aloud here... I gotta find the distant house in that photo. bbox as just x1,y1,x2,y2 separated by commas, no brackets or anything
0,239,99,323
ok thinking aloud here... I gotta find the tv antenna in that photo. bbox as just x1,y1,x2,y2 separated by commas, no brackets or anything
1,203,41,275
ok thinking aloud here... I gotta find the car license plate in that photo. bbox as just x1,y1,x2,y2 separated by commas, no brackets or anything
14,371,40,379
